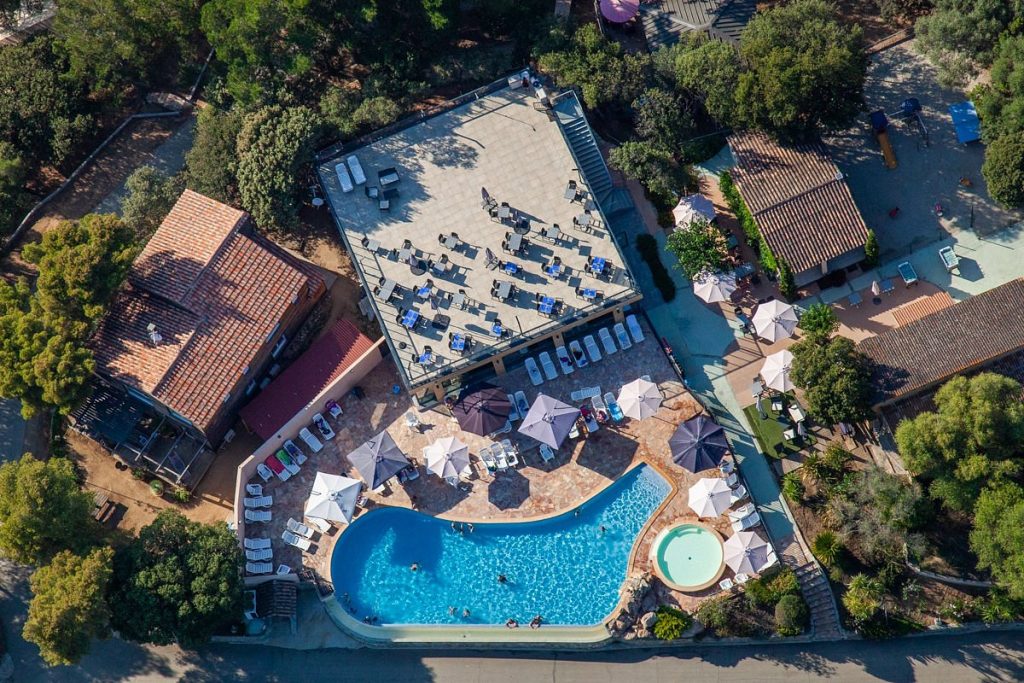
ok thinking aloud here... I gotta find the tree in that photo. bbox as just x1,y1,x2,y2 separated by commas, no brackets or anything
982,132,1024,208
23,547,114,666
798,302,839,339
734,0,868,138
843,573,884,623
971,482,1024,599
672,38,741,126
665,219,729,280
121,167,184,238
184,106,242,205
915,0,1023,87
537,24,650,111
895,373,1024,512
0,141,26,233
109,510,244,646
975,36,1024,143
609,141,679,204
0,455,98,565
877,0,932,23
790,335,874,425
236,105,323,230
0,1,47,29
774,594,808,636
350,97,402,135
863,229,879,266
777,260,796,300
633,88,697,155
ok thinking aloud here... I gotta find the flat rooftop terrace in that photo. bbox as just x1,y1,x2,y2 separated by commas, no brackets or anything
318,85,639,390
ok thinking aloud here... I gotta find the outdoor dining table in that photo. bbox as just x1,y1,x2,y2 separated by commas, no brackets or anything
545,262,562,277
497,204,512,220
451,291,466,309
490,322,504,338
582,287,597,300
538,296,555,315
504,261,519,275
418,352,434,365
507,233,523,253
590,257,607,275
443,235,459,250
378,278,398,302
364,237,381,252
416,284,433,300
401,310,420,329
495,280,513,300
575,212,592,228
546,225,561,242
397,247,413,262
431,313,450,331
788,405,806,423
450,333,466,352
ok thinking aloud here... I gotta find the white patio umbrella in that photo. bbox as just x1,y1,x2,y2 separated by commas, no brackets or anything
752,300,798,343
617,378,662,420
693,271,737,304
672,194,716,226
424,436,471,480
304,472,362,524
723,530,772,574
759,349,795,392
687,477,733,518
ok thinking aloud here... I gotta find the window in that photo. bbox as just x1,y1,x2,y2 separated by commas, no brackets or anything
245,380,257,396
271,335,288,358
222,392,231,404
265,322,280,342
242,365,250,375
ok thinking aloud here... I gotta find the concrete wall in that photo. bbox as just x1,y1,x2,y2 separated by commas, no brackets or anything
232,338,386,540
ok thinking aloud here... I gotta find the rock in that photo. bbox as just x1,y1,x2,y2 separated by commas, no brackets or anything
0,653,13,681
641,592,658,614
640,611,658,629
635,627,651,639
623,631,637,641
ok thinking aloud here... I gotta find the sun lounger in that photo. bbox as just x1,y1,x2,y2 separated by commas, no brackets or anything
625,314,645,343
244,537,272,550
326,398,344,420
243,496,273,509
735,573,750,585
514,391,529,418
568,418,581,440
604,392,624,422
539,444,555,463
583,335,602,363
246,483,263,496
729,485,748,504
613,322,632,350
479,446,498,472
725,472,739,488
256,463,274,482
538,352,558,380
246,562,273,575
313,413,335,440
570,386,601,402
265,454,290,481
276,450,300,475
307,517,332,533
729,502,755,521
731,511,761,532
592,394,608,421
580,406,600,433
524,357,543,386
245,509,272,523
299,427,323,453
554,345,574,375
568,340,588,368
283,440,306,465
282,530,312,552
598,327,618,356
719,578,735,591
334,162,354,193
719,458,735,475
245,548,273,561
346,155,366,185
287,518,315,538
506,393,520,421
495,449,509,470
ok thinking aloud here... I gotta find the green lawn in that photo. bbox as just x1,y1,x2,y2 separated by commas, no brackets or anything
742,397,814,459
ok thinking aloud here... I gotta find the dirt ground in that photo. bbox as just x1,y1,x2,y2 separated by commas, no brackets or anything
2,115,188,279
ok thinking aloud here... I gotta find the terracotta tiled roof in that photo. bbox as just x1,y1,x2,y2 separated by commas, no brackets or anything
92,192,325,435
892,291,955,327
239,320,375,441
729,131,869,273
858,279,1024,405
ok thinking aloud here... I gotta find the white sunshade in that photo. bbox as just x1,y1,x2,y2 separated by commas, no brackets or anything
693,271,737,304
672,194,716,226
723,530,772,574
304,472,362,523
752,300,798,343
617,378,662,420
424,436,471,480
687,477,733,518
760,349,795,392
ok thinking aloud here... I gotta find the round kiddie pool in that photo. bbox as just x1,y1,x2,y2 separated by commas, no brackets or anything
650,522,725,592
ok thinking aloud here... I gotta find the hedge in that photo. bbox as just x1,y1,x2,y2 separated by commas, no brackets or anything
718,171,777,272
635,233,677,302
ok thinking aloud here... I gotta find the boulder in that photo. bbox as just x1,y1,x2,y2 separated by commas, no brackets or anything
641,592,658,614
623,631,637,641
640,611,658,629
635,626,651,639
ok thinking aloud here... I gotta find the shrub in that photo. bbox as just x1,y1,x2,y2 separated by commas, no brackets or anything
938,597,974,624
149,480,165,497
863,229,879,267
131,468,147,480
745,566,800,608
719,171,777,272
777,259,796,301
652,605,693,640
774,594,809,636
812,531,843,568
696,595,761,637
978,590,1024,624
781,471,805,502
983,132,1024,207
799,303,839,339
843,573,883,623
173,487,191,504
635,233,677,302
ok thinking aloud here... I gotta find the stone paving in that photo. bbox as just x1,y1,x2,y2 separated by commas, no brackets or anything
242,316,771,614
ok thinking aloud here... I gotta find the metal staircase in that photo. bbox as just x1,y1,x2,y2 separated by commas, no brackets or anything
552,93,614,203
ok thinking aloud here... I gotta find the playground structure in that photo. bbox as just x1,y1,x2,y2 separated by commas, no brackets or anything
896,97,929,147
870,110,898,169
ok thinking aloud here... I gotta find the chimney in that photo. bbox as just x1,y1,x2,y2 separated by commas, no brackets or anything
146,322,163,346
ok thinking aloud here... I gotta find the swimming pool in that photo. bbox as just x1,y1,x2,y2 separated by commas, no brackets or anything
330,464,670,626
650,522,725,591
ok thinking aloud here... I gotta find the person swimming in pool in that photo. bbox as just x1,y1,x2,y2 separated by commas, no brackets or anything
530,615,543,629
506,618,519,629
411,563,420,571
599,525,607,534
448,606,456,616
498,574,507,584
463,608,471,618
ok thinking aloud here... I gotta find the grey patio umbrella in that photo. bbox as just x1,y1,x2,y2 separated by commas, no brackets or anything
347,431,410,489
517,394,580,449
693,271,737,304
617,378,662,420
451,383,512,436
687,477,732,518
669,415,730,473
424,436,471,480
723,530,772,574
752,300,798,343
304,472,362,523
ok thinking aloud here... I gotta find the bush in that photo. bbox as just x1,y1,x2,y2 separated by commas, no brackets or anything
863,229,879,267
172,487,191,504
149,480,165,497
812,531,843,568
843,573,883,623
696,595,762,637
719,171,776,271
781,471,805,502
745,566,800,608
774,594,808,636
978,590,1024,624
635,233,677,302
798,303,839,339
652,605,693,640
777,260,796,301
982,131,1024,208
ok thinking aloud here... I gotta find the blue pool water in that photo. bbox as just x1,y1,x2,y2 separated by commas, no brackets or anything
331,464,670,626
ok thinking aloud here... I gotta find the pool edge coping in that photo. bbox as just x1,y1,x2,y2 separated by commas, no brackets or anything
648,520,727,593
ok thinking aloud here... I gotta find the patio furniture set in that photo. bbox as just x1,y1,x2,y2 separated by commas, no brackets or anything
523,314,645,388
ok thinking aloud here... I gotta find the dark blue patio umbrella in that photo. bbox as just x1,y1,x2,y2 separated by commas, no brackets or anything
669,415,730,473
347,431,410,489
451,383,512,436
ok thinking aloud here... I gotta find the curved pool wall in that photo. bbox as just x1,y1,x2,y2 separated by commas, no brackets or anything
330,464,671,626
650,522,725,592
